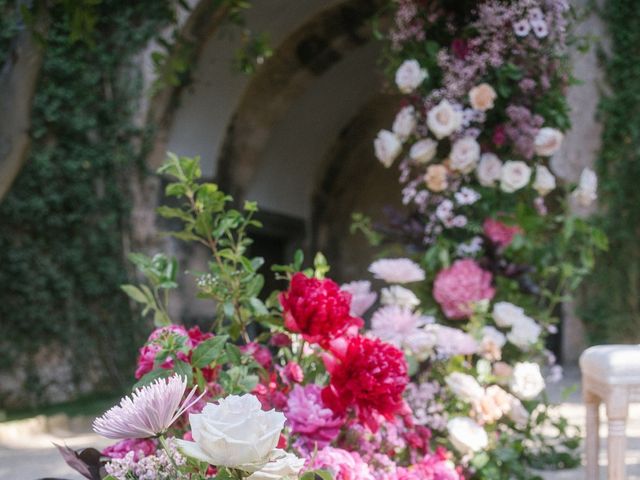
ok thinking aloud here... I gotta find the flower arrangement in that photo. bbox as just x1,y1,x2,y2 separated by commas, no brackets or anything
58,154,463,480
355,0,607,478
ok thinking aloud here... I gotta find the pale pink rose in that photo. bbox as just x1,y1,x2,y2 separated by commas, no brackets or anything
500,160,532,193
534,127,563,156
433,259,495,320
410,138,438,164
395,59,428,94
374,130,402,168
450,137,480,174
392,106,417,141
469,83,497,111
533,165,556,196
427,100,462,139
424,164,449,192
476,153,503,187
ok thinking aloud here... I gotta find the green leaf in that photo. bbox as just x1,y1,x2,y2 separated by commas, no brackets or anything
156,206,193,222
121,284,149,304
191,335,229,367
173,359,193,385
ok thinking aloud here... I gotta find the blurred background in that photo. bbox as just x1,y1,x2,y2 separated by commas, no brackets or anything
0,0,637,420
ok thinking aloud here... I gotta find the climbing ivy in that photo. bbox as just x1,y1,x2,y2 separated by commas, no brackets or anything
579,0,640,344
0,0,176,407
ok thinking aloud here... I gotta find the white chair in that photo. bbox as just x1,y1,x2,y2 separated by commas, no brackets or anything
580,345,640,479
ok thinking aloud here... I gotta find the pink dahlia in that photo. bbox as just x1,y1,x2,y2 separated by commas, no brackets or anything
483,218,523,248
341,281,378,317
433,259,495,320
280,273,363,345
305,447,374,480
286,384,344,449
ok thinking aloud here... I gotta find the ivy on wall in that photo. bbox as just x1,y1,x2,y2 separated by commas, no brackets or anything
580,0,640,344
0,0,175,406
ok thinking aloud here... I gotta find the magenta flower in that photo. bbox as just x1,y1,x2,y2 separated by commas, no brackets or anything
483,218,523,247
102,438,157,461
433,259,495,319
93,375,202,439
304,446,374,480
285,384,344,449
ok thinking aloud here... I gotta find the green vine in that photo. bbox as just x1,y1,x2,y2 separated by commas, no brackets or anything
580,0,640,343
0,0,175,407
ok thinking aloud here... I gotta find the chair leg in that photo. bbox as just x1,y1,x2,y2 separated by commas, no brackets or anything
584,390,600,480
606,388,629,480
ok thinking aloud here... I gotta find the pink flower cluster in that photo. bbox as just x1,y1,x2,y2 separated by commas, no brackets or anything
433,259,495,319
483,218,523,248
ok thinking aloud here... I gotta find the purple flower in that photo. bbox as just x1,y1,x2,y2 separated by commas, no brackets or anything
285,384,344,449
341,281,378,317
93,375,202,439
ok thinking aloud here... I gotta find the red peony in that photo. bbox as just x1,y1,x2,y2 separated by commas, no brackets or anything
322,335,408,431
433,259,495,320
279,273,363,345
483,218,523,248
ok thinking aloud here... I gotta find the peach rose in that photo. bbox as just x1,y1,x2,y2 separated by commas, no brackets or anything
469,83,497,111
424,164,448,192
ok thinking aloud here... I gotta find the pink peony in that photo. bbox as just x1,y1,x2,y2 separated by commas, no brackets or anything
341,281,378,317
433,259,495,319
286,384,344,449
102,438,157,462
305,446,374,480
483,218,523,248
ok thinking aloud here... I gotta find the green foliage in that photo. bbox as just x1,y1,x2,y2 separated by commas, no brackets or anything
579,0,640,343
0,0,21,64
0,0,175,406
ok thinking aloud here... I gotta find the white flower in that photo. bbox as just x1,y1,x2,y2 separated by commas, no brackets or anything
528,7,544,22
341,281,377,317
445,372,485,403
404,329,438,361
381,285,420,309
476,153,503,187
450,137,481,174
435,199,454,222
395,59,428,94
507,315,542,351
469,83,497,111
427,99,462,139
410,138,438,164
454,187,481,205
510,362,545,400
500,160,532,193
533,165,556,196
530,19,549,38
369,258,425,283
176,394,285,470
447,417,488,453
374,130,402,168
572,167,598,207
370,305,428,349
513,19,531,37
393,106,417,142
246,449,305,480
492,301,525,328
534,127,563,156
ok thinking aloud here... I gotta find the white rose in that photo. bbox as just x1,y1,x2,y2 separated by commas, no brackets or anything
176,394,285,470
510,362,545,400
500,160,532,193
534,127,564,156
572,167,598,207
506,315,542,351
427,99,462,139
450,137,481,174
410,138,438,164
381,285,420,309
247,449,305,480
533,165,556,196
476,153,503,187
507,395,530,426
492,301,525,328
395,59,428,94
469,83,497,111
393,106,417,142
445,372,485,403
374,130,402,168
447,417,488,453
